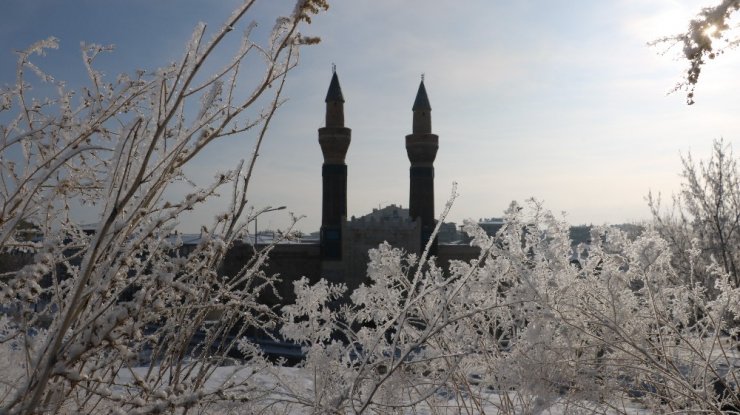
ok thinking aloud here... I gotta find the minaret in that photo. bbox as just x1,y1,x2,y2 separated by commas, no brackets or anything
406,76,439,254
319,69,351,261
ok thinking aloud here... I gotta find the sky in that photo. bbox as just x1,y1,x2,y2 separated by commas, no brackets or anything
2,0,740,234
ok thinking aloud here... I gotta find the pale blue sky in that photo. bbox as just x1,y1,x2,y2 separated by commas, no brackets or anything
2,1,739,233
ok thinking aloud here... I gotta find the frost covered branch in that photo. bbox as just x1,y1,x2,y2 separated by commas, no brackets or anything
652,0,740,104
0,1,327,413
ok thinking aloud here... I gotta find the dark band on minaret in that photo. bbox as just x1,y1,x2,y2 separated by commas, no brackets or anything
319,70,351,260
406,77,439,254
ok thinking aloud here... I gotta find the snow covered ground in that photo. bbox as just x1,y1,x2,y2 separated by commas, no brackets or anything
110,361,693,414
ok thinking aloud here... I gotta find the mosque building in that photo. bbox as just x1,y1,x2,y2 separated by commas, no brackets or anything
222,72,478,302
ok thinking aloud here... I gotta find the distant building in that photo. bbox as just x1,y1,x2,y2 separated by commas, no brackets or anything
436,222,459,244
353,204,408,222
478,217,505,237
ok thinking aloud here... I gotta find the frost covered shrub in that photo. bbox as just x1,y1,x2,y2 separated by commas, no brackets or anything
277,200,740,414
650,139,740,296
0,1,327,413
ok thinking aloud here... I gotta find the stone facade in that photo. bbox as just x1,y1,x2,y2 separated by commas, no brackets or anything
221,242,321,307
343,205,421,290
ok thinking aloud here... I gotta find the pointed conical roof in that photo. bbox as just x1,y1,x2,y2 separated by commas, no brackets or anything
412,80,431,111
325,71,344,103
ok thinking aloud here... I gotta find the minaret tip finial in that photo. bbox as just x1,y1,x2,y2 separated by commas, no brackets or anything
332,63,336,73
421,73,425,82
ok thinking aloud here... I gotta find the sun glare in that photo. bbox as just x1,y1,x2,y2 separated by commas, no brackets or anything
703,24,719,37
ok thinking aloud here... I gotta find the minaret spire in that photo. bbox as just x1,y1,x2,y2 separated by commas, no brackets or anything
406,76,439,254
412,76,431,110
325,69,345,127
412,77,432,134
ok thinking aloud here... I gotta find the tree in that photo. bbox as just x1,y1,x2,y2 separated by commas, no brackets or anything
649,139,740,293
654,0,740,104
0,1,327,413
273,199,740,413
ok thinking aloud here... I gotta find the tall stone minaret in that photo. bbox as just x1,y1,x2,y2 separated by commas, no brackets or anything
406,77,438,254
319,70,351,261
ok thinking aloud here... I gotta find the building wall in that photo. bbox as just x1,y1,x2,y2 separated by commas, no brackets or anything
221,242,321,307
342,215,421,290
437,244,481,268
218,238,481,304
